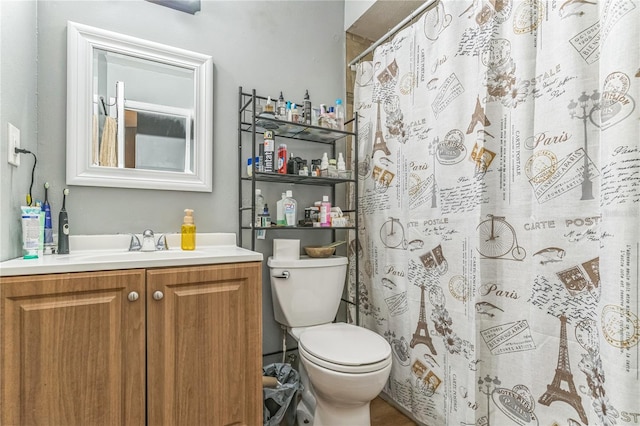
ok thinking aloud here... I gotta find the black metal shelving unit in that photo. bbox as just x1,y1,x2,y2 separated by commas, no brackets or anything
237,86,360,325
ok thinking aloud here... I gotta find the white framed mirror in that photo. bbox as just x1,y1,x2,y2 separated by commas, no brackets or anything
66,21,213,192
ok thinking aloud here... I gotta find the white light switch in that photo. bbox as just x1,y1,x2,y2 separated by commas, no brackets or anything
7,123,20,167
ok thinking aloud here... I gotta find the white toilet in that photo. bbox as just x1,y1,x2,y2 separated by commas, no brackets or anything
268,255,392,426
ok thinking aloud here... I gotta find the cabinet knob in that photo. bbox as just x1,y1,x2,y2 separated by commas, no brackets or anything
128,291,139,302
153,291,164,301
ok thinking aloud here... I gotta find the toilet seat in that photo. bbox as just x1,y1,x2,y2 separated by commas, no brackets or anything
298,323,392,374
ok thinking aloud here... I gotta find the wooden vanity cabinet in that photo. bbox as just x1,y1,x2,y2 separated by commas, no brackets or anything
146,262,263,426
1,262,262,426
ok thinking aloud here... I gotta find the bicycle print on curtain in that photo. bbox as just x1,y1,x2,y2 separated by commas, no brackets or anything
349,0,639,424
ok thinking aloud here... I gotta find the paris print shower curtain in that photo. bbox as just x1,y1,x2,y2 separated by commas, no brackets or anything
350,0,639,424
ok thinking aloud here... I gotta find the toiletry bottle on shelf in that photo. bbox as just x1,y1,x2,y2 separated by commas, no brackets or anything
247,157,253,177
320,195,331,227
291,103,300,124
263,130,274,172
303,90,312,125
264,96,275,115
328,158,338,177
286,101,292,121
260,204,271,227
320,152,329,176
277,143,287,174
255,189,265,226
258,144,264,172
277,92,286,120
335,98,345,130
276,192,286,226
283,190,297,227
337,153,346,175
181,209,196,250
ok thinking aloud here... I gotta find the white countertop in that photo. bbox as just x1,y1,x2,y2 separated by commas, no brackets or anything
0,233,263,277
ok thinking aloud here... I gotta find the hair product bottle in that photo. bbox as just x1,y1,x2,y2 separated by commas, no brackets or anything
277,92,286,120
303,90,312,125
263,130,275,172
181,209,196,250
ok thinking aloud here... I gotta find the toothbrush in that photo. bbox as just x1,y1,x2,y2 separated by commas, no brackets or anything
58,188,70,254
43,182,53,245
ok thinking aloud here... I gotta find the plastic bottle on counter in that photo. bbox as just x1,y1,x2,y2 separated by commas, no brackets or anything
181,209,196,250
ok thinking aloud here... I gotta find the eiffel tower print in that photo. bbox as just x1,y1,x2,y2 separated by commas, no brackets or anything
466,96,491,134
372,101,391,157
538,314,589,424
410,285,437,355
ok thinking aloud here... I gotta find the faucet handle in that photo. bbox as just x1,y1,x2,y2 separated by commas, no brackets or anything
156,234,169,251
128,234,142,251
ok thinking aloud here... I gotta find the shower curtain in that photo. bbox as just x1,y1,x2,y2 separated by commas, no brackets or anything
350,1,639,424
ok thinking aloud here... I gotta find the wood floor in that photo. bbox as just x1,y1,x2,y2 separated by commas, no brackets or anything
371,396,416,426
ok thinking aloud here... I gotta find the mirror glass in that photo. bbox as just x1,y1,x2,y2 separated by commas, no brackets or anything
67,21,213,191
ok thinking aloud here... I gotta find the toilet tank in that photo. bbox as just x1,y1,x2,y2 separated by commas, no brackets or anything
267,256,348,327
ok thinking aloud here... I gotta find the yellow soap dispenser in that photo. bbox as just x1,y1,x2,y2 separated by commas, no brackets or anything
181,209,196,250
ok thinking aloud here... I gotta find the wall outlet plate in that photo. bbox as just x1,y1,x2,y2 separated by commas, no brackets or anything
7,123,20,166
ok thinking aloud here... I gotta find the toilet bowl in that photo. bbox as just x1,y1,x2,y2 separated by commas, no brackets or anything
267,255,392,426
296,323,392,426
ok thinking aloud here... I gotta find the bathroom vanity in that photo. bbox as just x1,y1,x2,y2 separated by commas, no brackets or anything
0,234,262,426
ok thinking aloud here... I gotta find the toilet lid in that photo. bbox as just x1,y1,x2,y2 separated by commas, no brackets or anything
299,323,391,367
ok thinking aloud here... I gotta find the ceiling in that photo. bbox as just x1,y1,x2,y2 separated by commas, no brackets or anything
347,0,427,42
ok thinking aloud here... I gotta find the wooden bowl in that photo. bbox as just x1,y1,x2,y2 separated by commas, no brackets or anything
304,246,336,258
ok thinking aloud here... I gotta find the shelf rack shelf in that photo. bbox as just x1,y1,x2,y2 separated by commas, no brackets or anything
237,87,360,325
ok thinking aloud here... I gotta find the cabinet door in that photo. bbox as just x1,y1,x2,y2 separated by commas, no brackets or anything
146,262,262,426
0,270,146,426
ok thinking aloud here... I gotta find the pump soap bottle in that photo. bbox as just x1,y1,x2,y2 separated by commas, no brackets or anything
181,209,196,250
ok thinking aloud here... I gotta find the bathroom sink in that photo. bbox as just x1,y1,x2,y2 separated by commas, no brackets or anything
0,233,263,276
65,249,209,263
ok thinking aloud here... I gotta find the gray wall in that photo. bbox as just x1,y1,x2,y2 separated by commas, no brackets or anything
1,0,345,359
1,0,39,261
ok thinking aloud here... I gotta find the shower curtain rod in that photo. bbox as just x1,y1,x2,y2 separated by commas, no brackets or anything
348,0,437,69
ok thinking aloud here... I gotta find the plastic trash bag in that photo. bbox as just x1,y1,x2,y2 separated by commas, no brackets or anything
263,363,302,426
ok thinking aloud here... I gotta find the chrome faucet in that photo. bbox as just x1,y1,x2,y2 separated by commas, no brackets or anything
141,229,156,252
128,230,169,252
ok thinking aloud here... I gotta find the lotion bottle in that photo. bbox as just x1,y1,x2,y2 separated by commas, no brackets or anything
283,190,297,227
181,209,196,250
